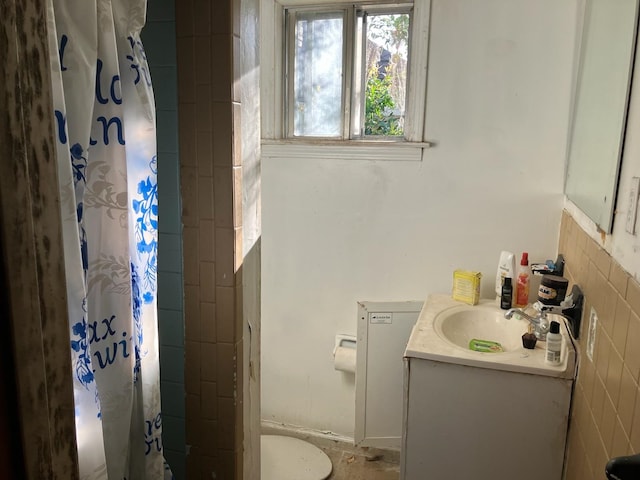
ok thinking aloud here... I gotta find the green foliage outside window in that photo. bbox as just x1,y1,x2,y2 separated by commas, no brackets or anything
363,13,408,137
365,72,402,136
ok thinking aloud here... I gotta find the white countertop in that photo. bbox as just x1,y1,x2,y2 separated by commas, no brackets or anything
404,294,577,379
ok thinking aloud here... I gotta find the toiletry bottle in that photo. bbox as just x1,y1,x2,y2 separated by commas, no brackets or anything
515,252,530,307
495,251,515,302
522,324,537,349
500,277,513,310
545,320,562,365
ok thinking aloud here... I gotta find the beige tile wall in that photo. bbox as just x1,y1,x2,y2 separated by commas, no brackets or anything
561,211,640,480
176,0,245,478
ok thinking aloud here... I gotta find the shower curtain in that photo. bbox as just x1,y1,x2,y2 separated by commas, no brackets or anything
46,0,171,478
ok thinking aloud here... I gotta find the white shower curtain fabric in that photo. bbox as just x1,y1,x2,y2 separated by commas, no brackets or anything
46,0,172,478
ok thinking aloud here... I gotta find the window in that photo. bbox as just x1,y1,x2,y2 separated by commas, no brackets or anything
261,0,430,159
285,5,412,140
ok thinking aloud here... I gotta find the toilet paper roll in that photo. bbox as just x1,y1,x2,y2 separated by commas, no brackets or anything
334,346,356,373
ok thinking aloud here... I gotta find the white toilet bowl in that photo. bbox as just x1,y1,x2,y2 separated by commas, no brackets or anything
261,435,332,480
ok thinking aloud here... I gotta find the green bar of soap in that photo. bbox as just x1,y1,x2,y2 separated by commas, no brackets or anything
469,339,504,353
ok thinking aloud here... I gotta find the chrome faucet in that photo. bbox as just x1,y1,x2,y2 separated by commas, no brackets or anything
504,305,551,340
505,293,580,341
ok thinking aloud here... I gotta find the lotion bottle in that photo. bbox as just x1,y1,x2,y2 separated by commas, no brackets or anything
495,251,515,302
545,320,562,365
515,252,530,307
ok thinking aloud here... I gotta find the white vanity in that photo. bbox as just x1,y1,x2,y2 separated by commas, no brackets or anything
401,295,577,480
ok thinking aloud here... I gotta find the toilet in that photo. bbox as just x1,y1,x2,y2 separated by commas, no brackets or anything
261,435,333,480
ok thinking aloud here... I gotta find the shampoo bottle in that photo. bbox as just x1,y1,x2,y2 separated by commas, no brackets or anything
545,320,562,365
515,252,530,307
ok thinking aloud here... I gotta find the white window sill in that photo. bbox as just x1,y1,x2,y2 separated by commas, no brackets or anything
261,139,432,162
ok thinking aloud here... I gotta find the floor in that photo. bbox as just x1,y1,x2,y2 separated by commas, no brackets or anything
261,423,400,480
320,445,399,480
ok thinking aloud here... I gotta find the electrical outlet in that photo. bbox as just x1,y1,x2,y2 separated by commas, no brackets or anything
626,176,640,234
587,307,598,362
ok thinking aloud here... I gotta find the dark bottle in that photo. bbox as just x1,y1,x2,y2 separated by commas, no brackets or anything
500,277,513,310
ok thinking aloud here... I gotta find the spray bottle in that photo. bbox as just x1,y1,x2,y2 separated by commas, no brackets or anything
515,252,530,307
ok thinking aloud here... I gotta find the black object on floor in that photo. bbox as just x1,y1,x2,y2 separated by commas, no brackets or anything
605,452,640,480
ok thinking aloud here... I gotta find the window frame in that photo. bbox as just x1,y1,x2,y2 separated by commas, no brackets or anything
261,0,432,160
284,6,355,139
354,5,414,139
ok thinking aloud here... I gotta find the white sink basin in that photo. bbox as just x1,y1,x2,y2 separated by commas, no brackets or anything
435,304,527,352
404,294,577,378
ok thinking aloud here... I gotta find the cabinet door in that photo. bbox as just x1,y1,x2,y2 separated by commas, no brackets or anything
401,358,572,480
355,301,423,448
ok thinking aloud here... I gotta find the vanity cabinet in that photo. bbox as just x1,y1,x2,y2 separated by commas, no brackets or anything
400,295,576,480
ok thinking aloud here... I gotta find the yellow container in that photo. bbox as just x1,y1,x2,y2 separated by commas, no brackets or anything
452,270,482,305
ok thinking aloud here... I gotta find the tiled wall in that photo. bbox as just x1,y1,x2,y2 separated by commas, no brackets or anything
561,211,640,479
142,1,186,478
175,0,246,478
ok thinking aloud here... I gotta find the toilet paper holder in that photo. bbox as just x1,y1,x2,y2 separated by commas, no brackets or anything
333,334,357,355
333,334,357,374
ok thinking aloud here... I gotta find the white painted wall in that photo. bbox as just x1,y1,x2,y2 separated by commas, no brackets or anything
261,0,579,437
566,21,640,281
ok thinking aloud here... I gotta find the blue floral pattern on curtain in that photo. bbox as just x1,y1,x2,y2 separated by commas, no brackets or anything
46,0,172,478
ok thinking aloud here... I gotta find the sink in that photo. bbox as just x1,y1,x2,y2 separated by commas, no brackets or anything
404,294,577,378
435,303,528,352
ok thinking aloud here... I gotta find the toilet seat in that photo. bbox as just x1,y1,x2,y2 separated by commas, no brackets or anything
261,435,332,480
